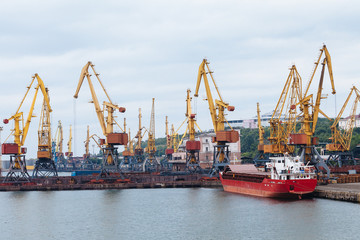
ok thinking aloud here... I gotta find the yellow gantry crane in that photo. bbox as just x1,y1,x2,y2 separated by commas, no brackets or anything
53,120,65,169
74,61,128,177
253,102,270,166
165,116,174,159
291,45,336,177
2,73,51,182
195,59,239,175
82,125,94,170
257,103,265,148
134,108,146,167
183,89,202,172
264,65,303,155
65,125,75,169
33,87,58,177
83,127,104,170
144,98,157,171
84,125,90,159
66,125,73,157
171,124,179,153
121,118,135,170
326,86,360,167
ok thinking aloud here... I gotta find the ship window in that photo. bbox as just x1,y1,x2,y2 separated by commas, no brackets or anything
282,160,285,163
206,147,209,152
278,160,281,163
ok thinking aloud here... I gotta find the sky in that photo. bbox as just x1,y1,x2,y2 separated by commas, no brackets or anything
1,0,360,158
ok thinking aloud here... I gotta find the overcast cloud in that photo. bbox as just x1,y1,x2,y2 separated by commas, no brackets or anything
1,0,360,158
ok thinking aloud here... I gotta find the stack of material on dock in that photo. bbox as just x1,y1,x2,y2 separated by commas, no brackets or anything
314,183,360,203
335,174,360,184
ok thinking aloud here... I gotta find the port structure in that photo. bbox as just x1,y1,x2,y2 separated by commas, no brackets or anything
175,89,203,173
253,102,270,167
194,59,239,177
290,45,336,178
2,74,51,182
33,87,58,177
121,119,136,171
53,121,66,170
144,98,158,172
263,65,303,156
134,108,146,171
161,116,172,170
74,61,128,178
64,125,75,170
326,86,360,167
81,125,94,170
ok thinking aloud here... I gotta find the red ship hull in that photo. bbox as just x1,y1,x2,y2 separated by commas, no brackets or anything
220,174,317,198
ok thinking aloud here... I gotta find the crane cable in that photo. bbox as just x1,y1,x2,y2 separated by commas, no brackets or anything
73,98,77,157
334,93,337,120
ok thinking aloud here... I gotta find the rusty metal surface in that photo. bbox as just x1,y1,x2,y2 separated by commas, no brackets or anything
0,173,221,191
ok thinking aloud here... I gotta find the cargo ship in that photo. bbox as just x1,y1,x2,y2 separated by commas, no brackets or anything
220,155,317,199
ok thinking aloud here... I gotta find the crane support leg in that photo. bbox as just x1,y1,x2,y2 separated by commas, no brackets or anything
326,152,356,167
56,155,66,171
3,155,31,183
33,158,58,177
209,144,231,177
81,156,94,170
160,158,172,171
99,146,123,179
144,157,159,172
185,150,202,173
120,156,137,172
132,154,145,172
253,152,270,167
300,147,330,179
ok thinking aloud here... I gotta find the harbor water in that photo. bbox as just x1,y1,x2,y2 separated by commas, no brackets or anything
0,188,359,240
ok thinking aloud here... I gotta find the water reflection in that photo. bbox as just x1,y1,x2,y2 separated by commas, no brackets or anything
0,188,358,240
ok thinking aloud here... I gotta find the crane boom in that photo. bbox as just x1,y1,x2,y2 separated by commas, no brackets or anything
304,45,336,98
194,59,237,175
194,59,234,133
74,62,107,135
2,73,52,181
73,61,127,176
195,59,218,132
